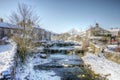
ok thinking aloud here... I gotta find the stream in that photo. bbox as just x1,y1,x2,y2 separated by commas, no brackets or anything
15,41,85,80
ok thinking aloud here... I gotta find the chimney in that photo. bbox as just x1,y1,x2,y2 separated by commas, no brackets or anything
0,18,3,22
96,23,99,27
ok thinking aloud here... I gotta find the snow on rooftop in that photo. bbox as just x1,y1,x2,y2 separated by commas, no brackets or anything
82,53,120,80
0,40,17,73
0,22,23,29
109,28,120,31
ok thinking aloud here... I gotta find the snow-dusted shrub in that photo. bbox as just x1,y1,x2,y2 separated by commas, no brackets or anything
12,35,34,63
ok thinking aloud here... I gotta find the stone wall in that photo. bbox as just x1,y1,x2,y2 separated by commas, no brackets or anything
89,42,101,54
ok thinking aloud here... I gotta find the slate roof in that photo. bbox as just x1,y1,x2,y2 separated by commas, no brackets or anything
0,22,23,29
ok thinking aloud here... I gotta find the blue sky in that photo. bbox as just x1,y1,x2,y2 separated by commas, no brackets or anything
0,0,120,33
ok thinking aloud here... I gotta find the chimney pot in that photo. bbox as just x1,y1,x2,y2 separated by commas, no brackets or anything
0,18,3,22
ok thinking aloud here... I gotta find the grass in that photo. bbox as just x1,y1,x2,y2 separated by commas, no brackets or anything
104,52,120,64
78,65,108,80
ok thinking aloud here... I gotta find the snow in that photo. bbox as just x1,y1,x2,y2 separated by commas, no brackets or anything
82,53,120,80
50,54,80,60
15,62,61,80
29,70,61,80
104,45,120,54
0,44,12,53
0,22,23,29
32,55,52,65
0,40,17,73
49,46,74,50
107,45,117,48
15,53,82,80
15,54,61,80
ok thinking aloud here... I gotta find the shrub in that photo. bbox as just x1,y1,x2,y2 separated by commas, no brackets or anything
12,36,34,63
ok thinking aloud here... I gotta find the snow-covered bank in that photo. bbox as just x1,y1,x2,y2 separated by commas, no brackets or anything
0,40,17,73
82,53,120,80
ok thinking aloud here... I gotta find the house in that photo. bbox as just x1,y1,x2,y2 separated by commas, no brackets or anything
0,18,23,39
32,26,51,41
44,31,51,41
0,18,51,42
109,28,120,36
86,23,110,37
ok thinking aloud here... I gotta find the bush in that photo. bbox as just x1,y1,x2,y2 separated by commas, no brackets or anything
12,36,34,63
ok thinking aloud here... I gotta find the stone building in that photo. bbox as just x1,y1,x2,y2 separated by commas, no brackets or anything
86,23,110,37
32,27,51,41
0,18,22,39
109,28,120,36
0,18,51,41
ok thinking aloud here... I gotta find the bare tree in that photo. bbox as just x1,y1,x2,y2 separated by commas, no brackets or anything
9,3,39,27
9,3,40,62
